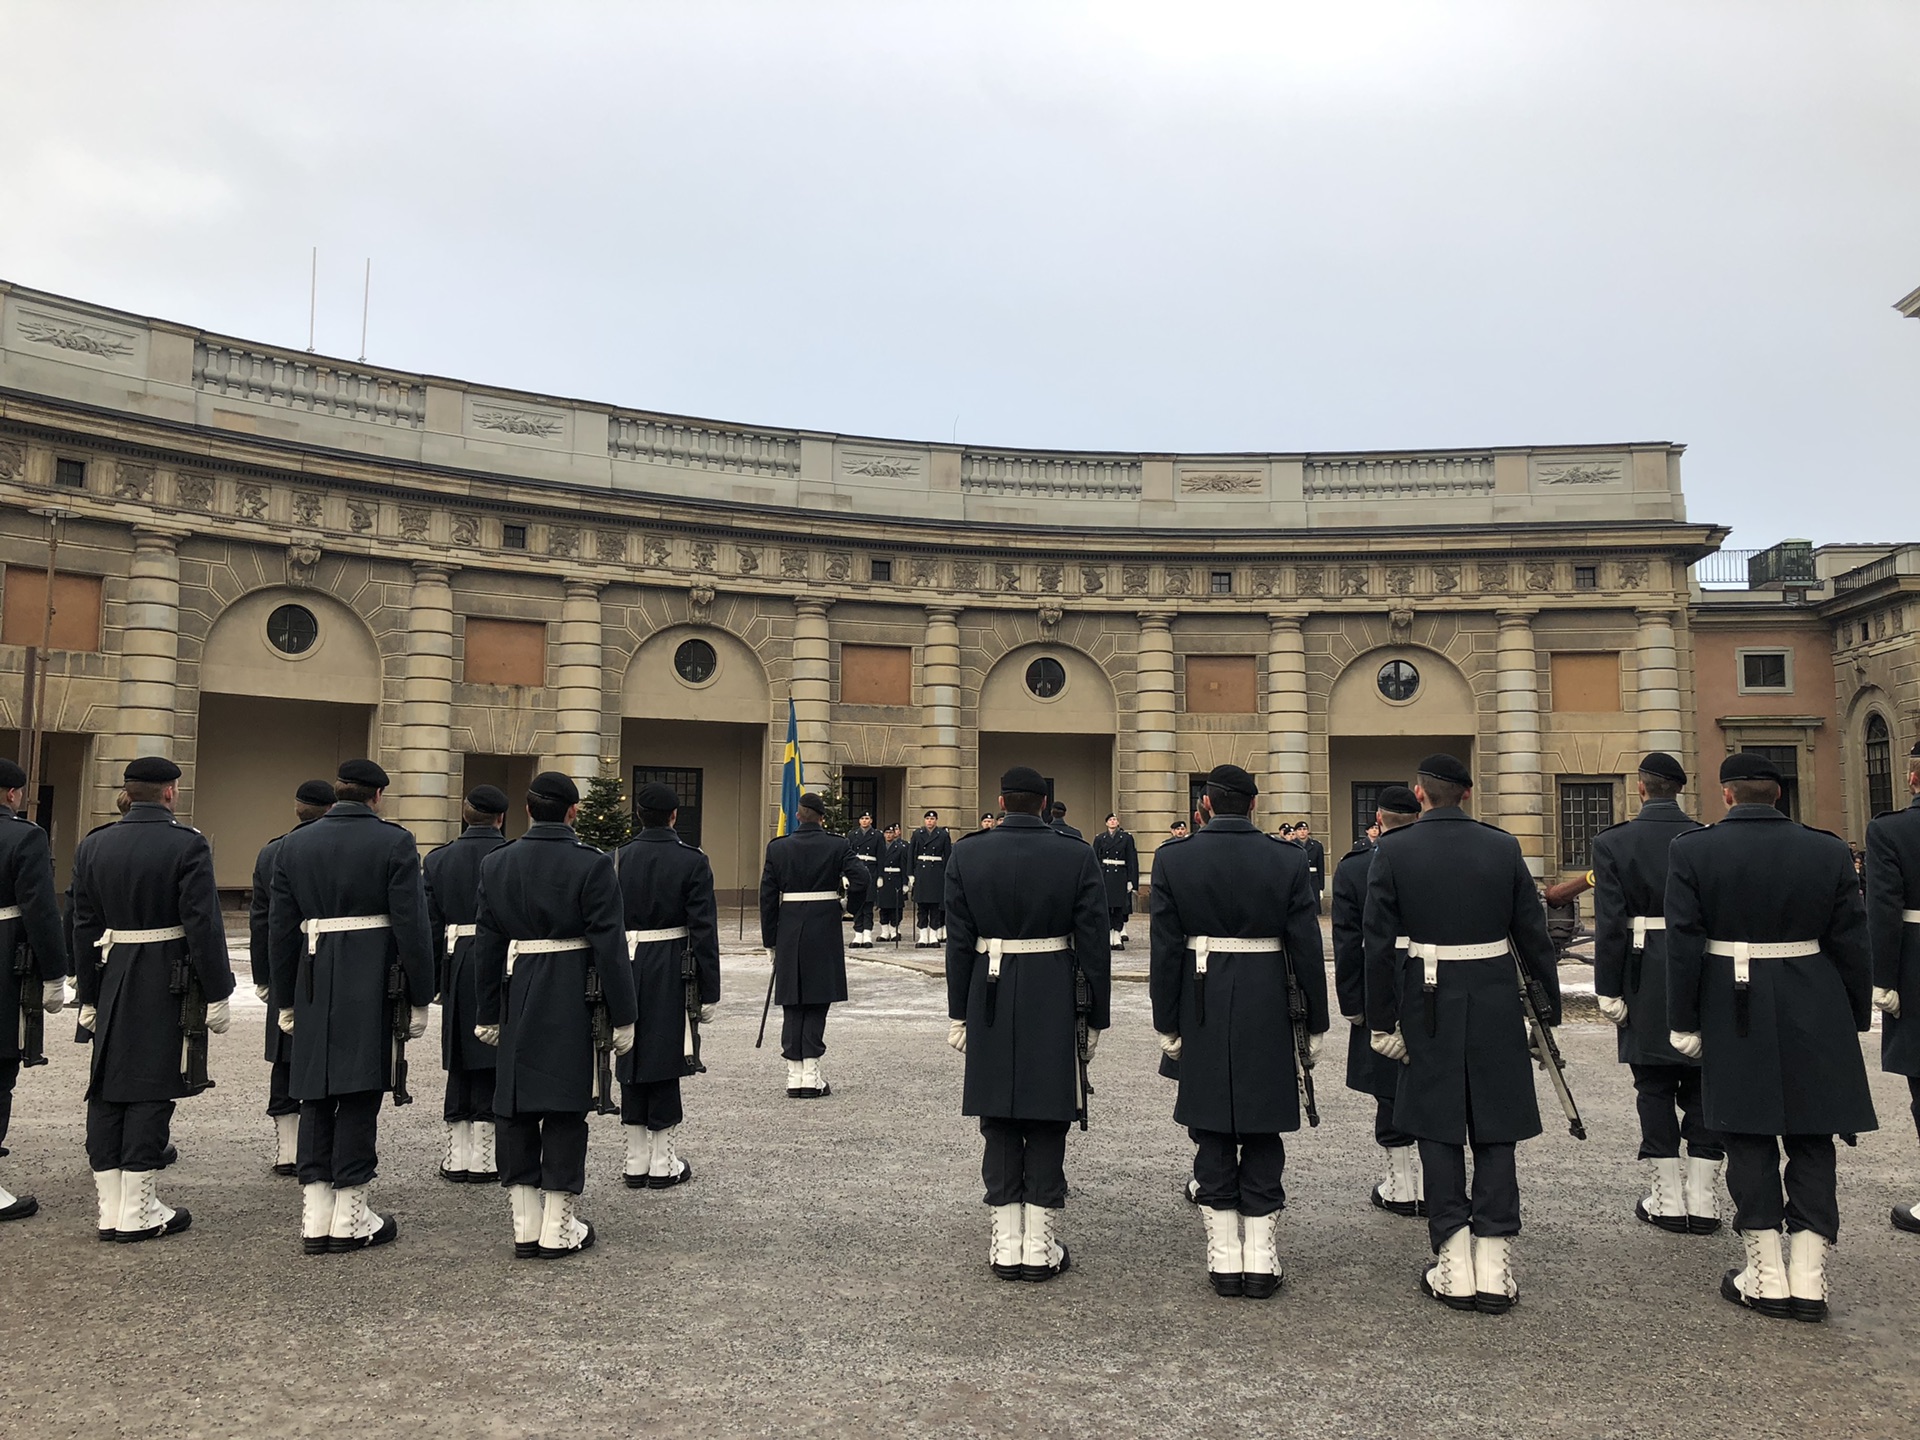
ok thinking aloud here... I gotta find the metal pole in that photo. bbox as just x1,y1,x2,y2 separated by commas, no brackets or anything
307,247,317,352
17,647,36,772
358,258,371,362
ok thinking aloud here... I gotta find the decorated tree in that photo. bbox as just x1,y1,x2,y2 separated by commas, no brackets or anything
576,770,633,851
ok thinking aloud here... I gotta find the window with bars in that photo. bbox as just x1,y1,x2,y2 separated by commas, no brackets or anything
632,766,703,847
1739,745,1801,820
1558,781,1616,868
1866,714,1893,820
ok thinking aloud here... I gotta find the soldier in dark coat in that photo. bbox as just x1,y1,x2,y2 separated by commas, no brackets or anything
422,783,508,1184
1362,754,1559,1314
268,760,433,1255
613,782,718,1189
1869,740,1920,1235
1049,802,1085,841
910,810,952,947
71,757,234,1242
1332,785,1423,1220
1150,764,1326,1299
473,772,637,1258
1295,822,1326,911
248,779,335,1179
846,814,884,949
1591,753,1722,1235
0,757,70,1221
760,793,869,1097
1667,751,1876,1322
945,767,1109,1282
1093,814,1140,949
873,823,907,942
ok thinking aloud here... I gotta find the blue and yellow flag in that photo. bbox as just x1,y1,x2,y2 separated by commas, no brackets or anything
778,696,803,836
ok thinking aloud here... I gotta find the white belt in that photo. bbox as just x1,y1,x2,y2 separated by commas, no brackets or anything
1101,859,1126,866
975,934,1072,982
625,925,690,960
505,936,590,977
1407,938,1510,987
882,867,902,875
1905,910,1920,924
95,925,188,962
302,914,391,955
1631,916,1665,952
1188,935,1282,976
0,905,20,921
916,855,942,863
445,923,477,953
1705,938,1821,985
780,891,840,903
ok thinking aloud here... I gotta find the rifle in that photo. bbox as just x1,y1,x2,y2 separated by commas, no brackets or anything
1512,939,1585,1140
1281,944,1320,1128
15,940,46,1068
585,961,617,1115
755,957,776,1049
173,951,211,1095
387,957,413,1107
1072,964,1094,1132
682,944,707,1074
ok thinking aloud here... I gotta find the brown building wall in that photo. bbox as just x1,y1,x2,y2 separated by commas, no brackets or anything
1691,612,1842,829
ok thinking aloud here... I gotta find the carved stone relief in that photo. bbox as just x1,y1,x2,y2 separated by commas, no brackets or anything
0,442,24,481
996,563,1020,593
953,560,981,590
1250,566,1280,598
689,582,716,619
1038,601,1064,630
293,492,324,527
1390,606,1414,642
398,507,430,541
287,543,321,586
1474,561,1509,594
237,485,269,521
1618,559,1649,589
909,556,937,587
1038,563,1063,594
549,526,581,559
1385,565,1414,596
1338,566,1368,597
692,540,717,571
347,501,375,533
1432,562,1460,594
736,546,760,574
1164,567,1192,597
1080,565,1105,594
1538,462,1621,486
114,464,154,501
826,553,853,583
1295,567,1326,598
1525,561,1555,592
472,406,562,438
1122,565,1150,596
644,535,671,567
1179,470,1262,494
452,513,481,547
781,549,808,579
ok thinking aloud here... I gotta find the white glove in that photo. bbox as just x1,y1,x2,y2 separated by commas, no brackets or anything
1669,1030,1703,1059
698,1003,718,1024
1370,1026,1408,1062
205,997,231,1034
406,1005,428,1040
277,1008,294,1035
947,1018,967,1054
1156,1030,1182,1060
1084,1026,1101,1060
1874,987,1901,1018
1307,1028,1327,1065
474,1023,500,1046
1597,994,1629,1025
611,1023,636,1056
42,979,65,1014
253,984,270,1004
80,1004,97,1031
1343,1012,1364,1028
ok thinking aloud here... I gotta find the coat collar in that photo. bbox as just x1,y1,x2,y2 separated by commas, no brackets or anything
323,801,380,820
460,823,504,840
122,801,177,824
633,825,681,843
994,813,1049,831
1198,815,1257,834
1633,799,1695,825
1721,803,1789,823
1415,805,1474,824
1908,794,1920,812
523,821,578,841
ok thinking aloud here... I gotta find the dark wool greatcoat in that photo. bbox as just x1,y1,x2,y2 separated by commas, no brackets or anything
873,837,909,914
1666,805,1876,1137
1301,836,1327,896
71,805,234,1102
1092,827,1141,914
268,802,434,1100
248,823,319,1066
1362,807,1560,1146
0,806,67,1061
614,826,719,1085
945,813,1111,1124
474,824,637,1116
424,824,508,1072
847,824,886,892
760,824,870,1006
1148,816,1327,1135
909,825,952,904
1867,795,1920,1078
1332,837,1400,1100
1591,799,1704,1067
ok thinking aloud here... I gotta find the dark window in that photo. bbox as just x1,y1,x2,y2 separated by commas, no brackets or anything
501,523,527,550
673,638,717,684
1866,714,1893,819
1573,565,1598,590
55,458,86,489
1739,745,1800,820
870,558,892,582
1025,656,1066,698
1188,773,1209,826
1351,781,1400,843
633,766,702,847
1559,781,1615,868
845,775,879,827
1377,660,1420,702
265,603,319,656
1210,570,1233,595
1742,651,1788,690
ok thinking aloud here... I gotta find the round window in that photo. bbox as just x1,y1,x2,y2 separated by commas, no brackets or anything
1377,659,1420,702
266,603,319,656
674,638,718,685
1025,657,1067,699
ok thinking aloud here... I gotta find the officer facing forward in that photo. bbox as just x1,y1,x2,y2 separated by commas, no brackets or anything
846,814,884,949
1150,764,1327,1299
71,756,234,1242
474,772,636,1258
1093,814,1140,950
874,823,908,943
1869,741,1920,1234
1591,753,1722,1235
911,810,952,947
268,759,434,1256
0,757,71,1220
946,767,1109,1281
1362,754,1560,1314
760,792,870,1097
1295,822,1326,911
1667,751,1875,1322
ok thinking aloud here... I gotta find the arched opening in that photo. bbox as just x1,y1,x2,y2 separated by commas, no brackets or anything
976,643,1117,827
1326,646,1477,844
1866,712,1893,820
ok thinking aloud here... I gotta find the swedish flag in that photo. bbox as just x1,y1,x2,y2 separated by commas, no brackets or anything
778,696,803,836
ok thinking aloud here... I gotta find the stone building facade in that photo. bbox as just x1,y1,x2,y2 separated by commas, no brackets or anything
0,281,1724,897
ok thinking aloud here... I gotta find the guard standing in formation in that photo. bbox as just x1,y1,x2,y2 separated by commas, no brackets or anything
760,792,870,1097
873,823,907,943
1332,785,1424,1219
945,766,1109,1282
1049,802,1084,841
71,757,234,1242
1150,764,1326,1298
911,810,952,947
474,772,636,1258
1667,751,1876,1322
268,760,433,1255
1590,753,1721,1234
846,813,884,949
614,782,718,1190
248,778,335,1178
422,783,509,1184
1868,740,1920,1234
1362,754,1559,1314
0,757,70,1221
1296,821,1325,911
1093,813,1140,949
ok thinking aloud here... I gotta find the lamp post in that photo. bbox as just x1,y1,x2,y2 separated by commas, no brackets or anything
20,505,73,813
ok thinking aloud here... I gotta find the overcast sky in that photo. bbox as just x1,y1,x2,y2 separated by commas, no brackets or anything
2,1,1915,546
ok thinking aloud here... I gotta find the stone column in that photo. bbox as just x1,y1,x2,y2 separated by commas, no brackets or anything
917,606,962,817
551,580,605,786
112,527,182,801
391,562,455,844
792,598,834,771
1265,611,1311,818
1132,611,1179,860
1634,607,1685,759
1495,609,1545,876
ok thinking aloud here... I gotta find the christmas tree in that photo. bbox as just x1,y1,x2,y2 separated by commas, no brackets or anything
576,770,633,851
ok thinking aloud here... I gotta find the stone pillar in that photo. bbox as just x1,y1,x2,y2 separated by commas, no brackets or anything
1132,612,1179,860
917,606,962,817
793,598,834,772
1266,611,1310,819
551,580,605,786
113,527,182,786
1495,609,1545,876
391,562,455,844
1634,607,1685,760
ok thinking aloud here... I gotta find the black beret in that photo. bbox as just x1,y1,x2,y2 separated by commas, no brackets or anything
0,759,25,790
1377,785,1421,815
999,766,1048,796
923,809,939,819
125,756,182,784
338,759,389,788
635,782,680,813
1910,740,1920,759
1637,752,1687,785
1719,752,1783,785
296,779,339,807
529,770,580,806
797,791,826,812
465,784,510,815
1204,763,1259,797
1416,753,1472,787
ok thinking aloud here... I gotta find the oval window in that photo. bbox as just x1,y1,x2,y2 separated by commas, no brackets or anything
1377,659,1420,702
266,604,319,656
674,638,718,685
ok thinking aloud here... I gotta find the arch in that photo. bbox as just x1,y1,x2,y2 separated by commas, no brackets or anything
978,642,1117,735
198,586,383,703
621,623,769,721
1327,644,1477,738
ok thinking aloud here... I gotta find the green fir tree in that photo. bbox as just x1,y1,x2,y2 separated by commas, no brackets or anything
575,770,633,851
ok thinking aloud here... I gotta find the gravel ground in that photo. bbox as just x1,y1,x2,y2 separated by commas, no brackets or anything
1,923,1915,1439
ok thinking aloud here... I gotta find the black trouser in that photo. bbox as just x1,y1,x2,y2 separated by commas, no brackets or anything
0,1056,16,1153
853,899,874,932
621,1078,683,1130
297,1090,383,1187
267,1059,299,1119
1189,1128,1287,1216
1419,1139,1519,1251
1375,1097,1416,1149
781,1003,829,1061
917,902,944,932
1909,1076,1920,1140
443,1065,497,1124
880,906,901,930
980,1117,1069,1208
500,1111,589,1194
1628,1062,1723,1160
1108,907,1130,934
85,1098,174,1172
1724,1132,1839,1242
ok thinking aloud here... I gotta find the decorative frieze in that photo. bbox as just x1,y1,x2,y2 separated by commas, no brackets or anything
1525,561,1555,592
597,530,628,563
1338,566,1369,597
1295,567,1326,598
781,548,808,579
643,535,671,567
1179,469,1262,494
736,545,761,575
293,492,324,527
347,501,375,533
114,463,154,501
1122,565,1150,596
1081,565,1106,595
236,484,268,521
451,513,481,547
194,342,425,428
398,507,430,541
549,526,581,559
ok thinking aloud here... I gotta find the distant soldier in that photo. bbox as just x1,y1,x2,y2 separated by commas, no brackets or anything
1668,752,1876,1322
1092,813,1140,949
614,782,718,1189
945,766,1109,1282
1168,820,1190,842
268,760,433,1255
1150,764,1326,1299
1869,740,1920,1234
873,823,907,943
1332,785,1423,1220
1295,822,1325,911
1362,753,1559,1314
1049,802,1084,841
910,810,952,948
760,792,870,1097
473,772,636,1258
1590,753,1721,1234
979,813,998,831
422,783,509,1184
0,757,70,1221
247,778,336,1178
846,813,884,950
71,756,234,1241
